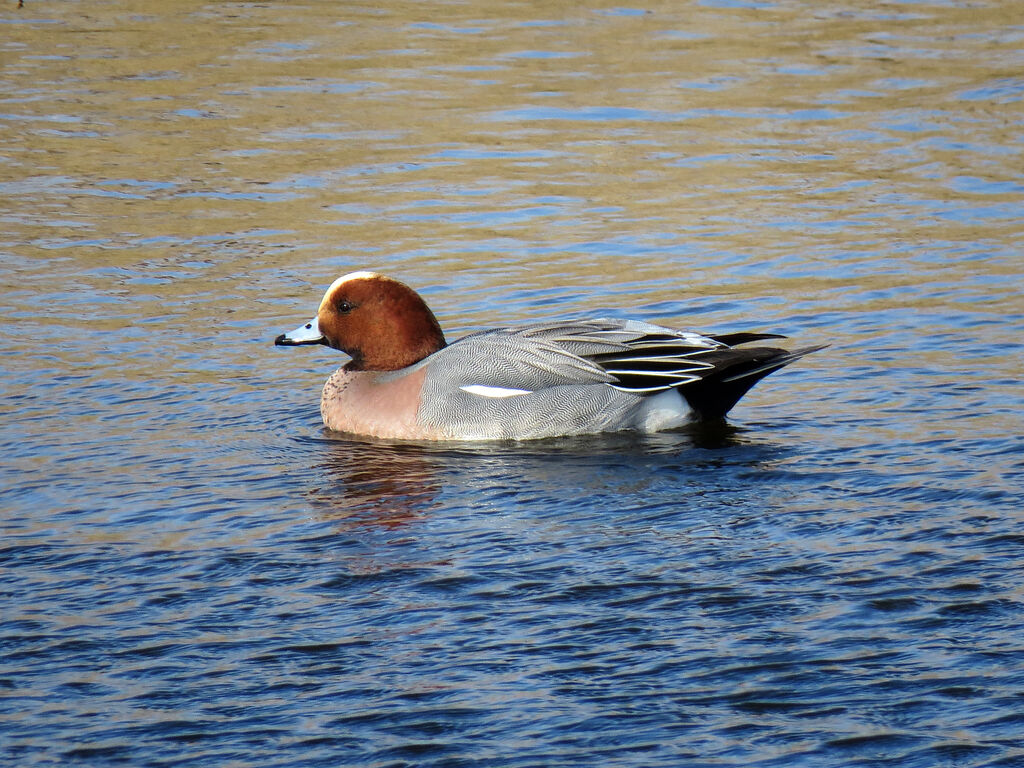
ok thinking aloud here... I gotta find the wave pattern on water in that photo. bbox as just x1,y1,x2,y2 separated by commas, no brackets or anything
4,453,1024,767
2,0,1023,766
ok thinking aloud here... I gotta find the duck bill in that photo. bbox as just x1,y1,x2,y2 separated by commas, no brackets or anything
275,317,326,346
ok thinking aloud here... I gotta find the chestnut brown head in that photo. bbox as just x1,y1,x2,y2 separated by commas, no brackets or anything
275,272,447,371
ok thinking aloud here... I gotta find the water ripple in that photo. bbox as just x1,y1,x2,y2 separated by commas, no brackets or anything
3,1,1023,766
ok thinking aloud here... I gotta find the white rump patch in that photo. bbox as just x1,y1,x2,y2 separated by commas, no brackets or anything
459,384,533,398
637,388,691,432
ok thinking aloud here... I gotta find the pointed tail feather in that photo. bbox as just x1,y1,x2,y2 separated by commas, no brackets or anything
681,344,828,421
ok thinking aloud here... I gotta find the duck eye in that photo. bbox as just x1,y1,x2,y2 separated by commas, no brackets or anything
336,299,354,314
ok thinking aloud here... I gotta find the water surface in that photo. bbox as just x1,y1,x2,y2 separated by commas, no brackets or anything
2,1,1023,766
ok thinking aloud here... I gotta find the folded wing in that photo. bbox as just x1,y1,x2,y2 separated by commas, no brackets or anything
444,319,824,420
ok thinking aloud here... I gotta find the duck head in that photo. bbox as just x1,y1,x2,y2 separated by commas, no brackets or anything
275,271,447,371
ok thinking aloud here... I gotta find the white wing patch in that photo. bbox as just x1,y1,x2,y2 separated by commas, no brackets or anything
459,384,533,398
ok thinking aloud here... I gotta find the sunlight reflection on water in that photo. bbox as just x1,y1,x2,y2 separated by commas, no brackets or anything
2,0,1023,766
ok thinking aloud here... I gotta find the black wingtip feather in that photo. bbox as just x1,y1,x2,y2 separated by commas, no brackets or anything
679,344,828,421
707,332,788,346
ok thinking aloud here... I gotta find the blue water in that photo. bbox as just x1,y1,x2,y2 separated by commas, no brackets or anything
2,1,1024,766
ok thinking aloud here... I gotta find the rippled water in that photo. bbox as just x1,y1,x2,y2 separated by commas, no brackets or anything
2,1,1023,766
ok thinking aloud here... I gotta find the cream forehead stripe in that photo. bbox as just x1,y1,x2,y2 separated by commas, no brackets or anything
317,271,384,312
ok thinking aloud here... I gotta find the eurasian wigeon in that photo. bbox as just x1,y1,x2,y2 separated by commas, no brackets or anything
275,271,825,440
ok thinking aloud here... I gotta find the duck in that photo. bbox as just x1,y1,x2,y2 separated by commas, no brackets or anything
275,271,825,440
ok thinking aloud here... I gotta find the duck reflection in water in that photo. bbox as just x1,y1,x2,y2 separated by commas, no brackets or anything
309,439,443,529
305,422,757,532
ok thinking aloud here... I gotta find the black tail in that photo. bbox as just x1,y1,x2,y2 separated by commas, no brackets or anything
680,344,827,421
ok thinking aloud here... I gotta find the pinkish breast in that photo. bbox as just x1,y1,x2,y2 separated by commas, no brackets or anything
320,365,437,439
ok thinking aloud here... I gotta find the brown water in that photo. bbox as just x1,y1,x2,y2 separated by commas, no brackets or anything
3,1,1023,766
